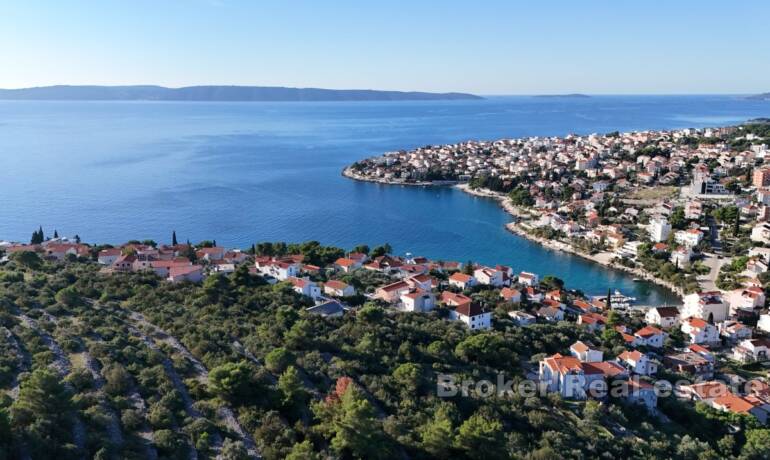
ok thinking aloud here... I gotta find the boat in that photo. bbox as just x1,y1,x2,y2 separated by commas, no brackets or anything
592,290,636,309
632,278,642,282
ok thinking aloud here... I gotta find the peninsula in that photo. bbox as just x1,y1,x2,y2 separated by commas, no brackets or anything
344,121,770,303
0,85,483,102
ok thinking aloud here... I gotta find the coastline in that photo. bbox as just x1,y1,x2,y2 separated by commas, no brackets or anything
342,168,683,301
457,183,685,299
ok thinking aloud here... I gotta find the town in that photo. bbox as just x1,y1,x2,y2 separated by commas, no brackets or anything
3,212,770,435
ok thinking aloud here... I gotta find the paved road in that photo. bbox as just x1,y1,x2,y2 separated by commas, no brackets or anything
698,253,728,292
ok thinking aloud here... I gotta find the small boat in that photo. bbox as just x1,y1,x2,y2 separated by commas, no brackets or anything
632,278,642,282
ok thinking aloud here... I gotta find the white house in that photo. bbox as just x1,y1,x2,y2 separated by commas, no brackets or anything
674,229,704,248
645,306,680,329
617,350,657,376
758,314,770,333
500,287,522,303
448,272,476,290
508,310,536,326
670,247,692,268
751,223,770,243
733,338,770,363
256,259,300,281
634,326,668,348
287,276,322,300
323,280,355,297
334,257,361,273
97,248,122,265
449,303,491,330
518,271,539,287
622,378,658,411
570,341,603,363
681,317,720,345
168,265,204,283
681,292,729,323
400,289,435,312
473,267,505,287
727,287,766,314
539,353,605,399
719,320,753,343
648,217,672,242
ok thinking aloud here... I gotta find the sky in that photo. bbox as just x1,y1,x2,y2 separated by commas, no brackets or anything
1,0,769,95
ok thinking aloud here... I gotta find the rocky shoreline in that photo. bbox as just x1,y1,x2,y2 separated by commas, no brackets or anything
341,169,684,301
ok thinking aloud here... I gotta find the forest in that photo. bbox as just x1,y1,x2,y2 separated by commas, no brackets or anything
0,248,768,459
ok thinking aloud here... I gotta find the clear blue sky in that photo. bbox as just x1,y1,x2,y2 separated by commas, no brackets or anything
2,0,769,94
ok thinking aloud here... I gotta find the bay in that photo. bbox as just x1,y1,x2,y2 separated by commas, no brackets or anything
2,95,769,304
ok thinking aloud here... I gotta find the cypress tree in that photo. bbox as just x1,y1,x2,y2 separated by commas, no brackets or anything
172,230,178,246
53,230,59,239
606,288,612,310
38,226,44,242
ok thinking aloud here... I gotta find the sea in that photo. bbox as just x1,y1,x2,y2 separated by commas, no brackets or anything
2,95,769,305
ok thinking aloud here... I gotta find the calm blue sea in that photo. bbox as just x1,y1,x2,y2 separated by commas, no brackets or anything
2,95,769,304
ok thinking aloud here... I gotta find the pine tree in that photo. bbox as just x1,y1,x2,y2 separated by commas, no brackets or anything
172,230,178,246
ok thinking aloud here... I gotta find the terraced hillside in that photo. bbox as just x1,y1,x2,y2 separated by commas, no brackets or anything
0,249,767,460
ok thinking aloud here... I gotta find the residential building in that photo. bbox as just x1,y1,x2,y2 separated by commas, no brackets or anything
570,341,603,363
681,317,720,345
508,310,536,326
634,325,667,348
617,350,657,376
448,272,476,289
287,276,322,300
539,353,605,399
645,306,680,329
473,267,505,287
681,292,729,323
449,303,491,330
733,338,770,363
323,280,355,297
648,217,672,243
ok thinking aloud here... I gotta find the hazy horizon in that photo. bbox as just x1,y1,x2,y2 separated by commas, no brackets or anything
0,84,765,98
2,1,770,95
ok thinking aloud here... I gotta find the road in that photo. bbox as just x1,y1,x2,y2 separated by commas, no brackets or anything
698,253,728,292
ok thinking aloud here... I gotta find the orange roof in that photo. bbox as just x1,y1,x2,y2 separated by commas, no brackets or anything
449,272,473,283
543,354,603,376
335,258,357,267
713,393,755,414
635,325,664,338
500,287,520,300
687,381,729,400
324,280,349,290
618,350,644,362
685,317,709,329
571,341,590,353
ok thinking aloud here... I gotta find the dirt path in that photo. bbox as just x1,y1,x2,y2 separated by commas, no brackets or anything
3,327,31,400
17,313,87,456
130,313,260,459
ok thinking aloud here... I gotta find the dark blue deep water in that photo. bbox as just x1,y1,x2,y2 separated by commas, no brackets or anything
2,95,769,304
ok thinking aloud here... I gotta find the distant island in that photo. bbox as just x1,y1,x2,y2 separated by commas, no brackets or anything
747,92,770,100
534,93,590,98
0,85,483,102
